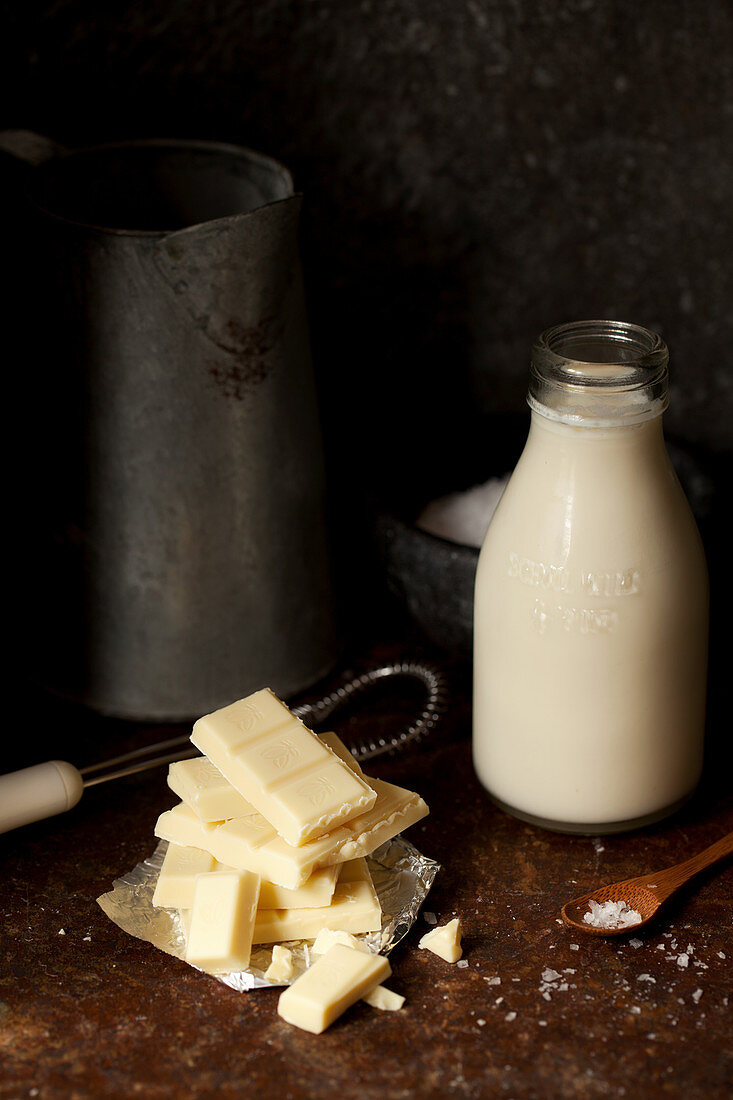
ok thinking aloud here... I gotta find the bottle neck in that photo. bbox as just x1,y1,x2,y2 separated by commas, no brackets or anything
529,320,669,429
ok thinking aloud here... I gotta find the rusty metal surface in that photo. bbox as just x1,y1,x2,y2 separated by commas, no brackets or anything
1,653,731,1099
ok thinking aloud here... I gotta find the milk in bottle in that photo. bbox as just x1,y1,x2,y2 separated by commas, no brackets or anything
472,321,709,833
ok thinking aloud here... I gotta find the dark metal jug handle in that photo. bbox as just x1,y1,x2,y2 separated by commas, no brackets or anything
0,129,65,166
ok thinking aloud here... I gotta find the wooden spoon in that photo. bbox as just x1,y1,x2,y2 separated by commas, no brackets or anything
561,829,733,937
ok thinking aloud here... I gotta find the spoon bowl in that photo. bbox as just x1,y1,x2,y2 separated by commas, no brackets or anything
561,829,733,937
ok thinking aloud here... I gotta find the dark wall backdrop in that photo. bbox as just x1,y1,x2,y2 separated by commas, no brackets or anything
2,0,732,522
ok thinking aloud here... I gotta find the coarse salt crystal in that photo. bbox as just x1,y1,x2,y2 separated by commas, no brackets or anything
423,911,437,925
569,943,579,951
692,989,703,1003
456,959,469,969
629,939,643,949
676,953,689,969
637,974,656,983
541,968,561,983
477,1019,486,1027
485,976,501,985
58,929,65,935
583,899,642,930
505,1012,517,1022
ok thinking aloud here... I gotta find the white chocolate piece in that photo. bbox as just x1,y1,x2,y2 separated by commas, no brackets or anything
252,878,382,944
185,869,261,974
155,802,344,889
317,733,430,865
168,757,250,822
154,732,428,889
277,944,391,1034
152,843,216,909
362,985,405,1011
255,864,339,909
311,929,371,955
334,857,371,884
418,918,463,963
190,688,377,846
264,945,294,983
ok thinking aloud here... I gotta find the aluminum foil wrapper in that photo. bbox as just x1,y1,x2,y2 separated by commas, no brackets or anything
97,837,439,991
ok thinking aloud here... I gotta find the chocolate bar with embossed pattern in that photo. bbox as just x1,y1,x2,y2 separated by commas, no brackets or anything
277,943,391,1033
185,868,261,974
190,688,377,847
155,733,429,888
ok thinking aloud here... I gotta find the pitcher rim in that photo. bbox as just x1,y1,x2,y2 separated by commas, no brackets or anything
29,136,297,237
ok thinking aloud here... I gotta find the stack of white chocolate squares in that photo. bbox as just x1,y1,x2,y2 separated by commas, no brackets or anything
151,688,429,1032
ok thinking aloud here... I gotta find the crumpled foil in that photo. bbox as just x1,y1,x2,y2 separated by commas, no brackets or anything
97,837,440,991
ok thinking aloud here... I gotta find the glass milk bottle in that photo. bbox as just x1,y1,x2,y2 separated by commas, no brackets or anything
473,320,709,833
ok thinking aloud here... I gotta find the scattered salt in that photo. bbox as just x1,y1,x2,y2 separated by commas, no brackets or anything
676,953,689,969
83,936,91,943
58,929,65,935
423,911,437,925
538,1020,547,1027
692,989,703,1003
583,899,642,930
505,1012,517,1022
541,968,561,983
631,1006,641,1014
485,976,501,986
416,475,510,547
477,1019,486,1027
629,939,643,949
637,974,656,983
569,943,580,951
456,959,469,969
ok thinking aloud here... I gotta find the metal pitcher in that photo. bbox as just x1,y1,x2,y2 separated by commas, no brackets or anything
0,130,340,721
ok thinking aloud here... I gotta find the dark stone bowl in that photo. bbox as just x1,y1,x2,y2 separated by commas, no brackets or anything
374,434,716,661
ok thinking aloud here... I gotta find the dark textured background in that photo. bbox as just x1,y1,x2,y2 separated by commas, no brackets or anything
2,0,732,560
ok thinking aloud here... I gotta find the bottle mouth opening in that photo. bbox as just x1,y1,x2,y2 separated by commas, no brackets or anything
529,320,669,426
